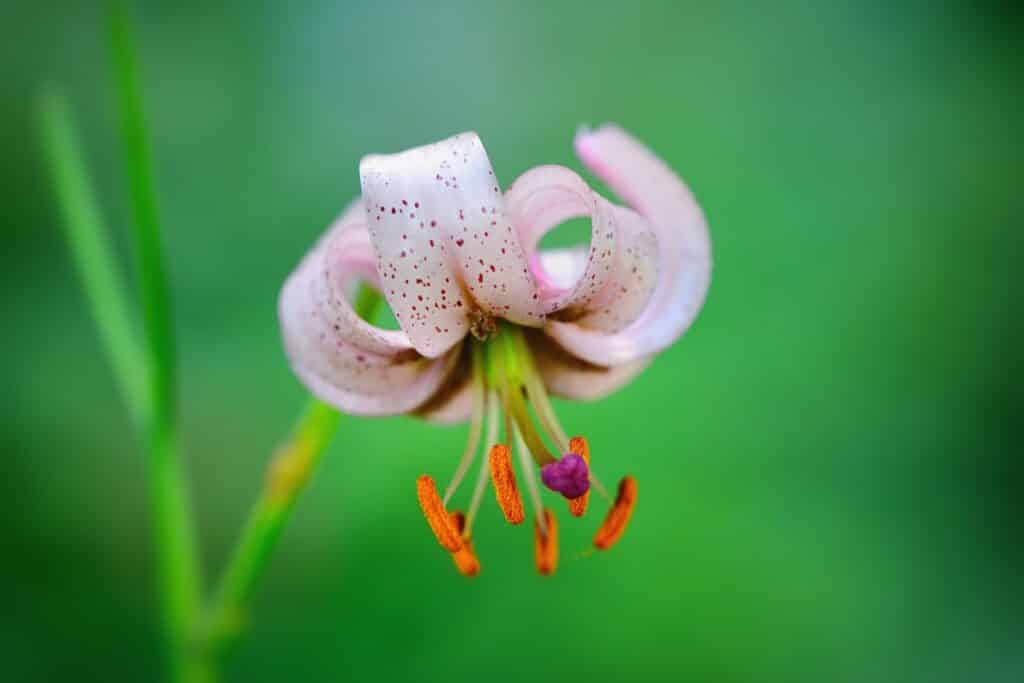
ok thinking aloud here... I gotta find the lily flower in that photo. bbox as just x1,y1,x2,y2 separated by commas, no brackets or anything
279,125,710,575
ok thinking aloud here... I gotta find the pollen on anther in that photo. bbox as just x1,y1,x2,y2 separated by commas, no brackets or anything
448,511,480,577
416,475,463,552
534,508,558,576
488,444,525,525
593,476,638,550
568,436,591,517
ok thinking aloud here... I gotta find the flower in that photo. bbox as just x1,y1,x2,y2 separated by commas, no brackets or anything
279,125,711,575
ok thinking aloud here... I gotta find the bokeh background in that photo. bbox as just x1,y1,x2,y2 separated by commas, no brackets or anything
4,1,1021,681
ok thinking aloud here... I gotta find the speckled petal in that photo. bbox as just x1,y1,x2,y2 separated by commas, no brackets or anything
570,201,659,333
505,165,618,314
527,332,651,401
544,125,711,366
279,206,458,416
317,202,418,356
360,133,543,358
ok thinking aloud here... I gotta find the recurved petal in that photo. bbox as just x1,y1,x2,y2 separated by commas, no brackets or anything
505,165,618,314
317,202,418,356
527,331,651,402
360,132,543,358
279,207,458,416
544,125,711,366
569,200,659,333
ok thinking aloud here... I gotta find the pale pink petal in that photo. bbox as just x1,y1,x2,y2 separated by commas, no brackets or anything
527,332,651,401
505,165,618,313
360,132,543,358
570,201,658,333
545,125,712,366
316,201,418,356
278,205,458,416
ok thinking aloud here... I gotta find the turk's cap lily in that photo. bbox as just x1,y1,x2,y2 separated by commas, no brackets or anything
278,125,710,575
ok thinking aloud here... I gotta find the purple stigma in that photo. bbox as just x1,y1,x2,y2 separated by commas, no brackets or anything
541,453,590,499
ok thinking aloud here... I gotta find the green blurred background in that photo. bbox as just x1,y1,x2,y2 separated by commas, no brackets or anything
4,1,1021,681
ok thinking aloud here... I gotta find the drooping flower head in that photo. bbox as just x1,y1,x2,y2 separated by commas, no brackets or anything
279,125,710,576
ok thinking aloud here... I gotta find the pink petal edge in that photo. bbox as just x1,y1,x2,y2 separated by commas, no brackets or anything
544,125,712,366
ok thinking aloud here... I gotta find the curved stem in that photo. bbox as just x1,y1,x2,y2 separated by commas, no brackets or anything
201,289,381,659
202,400,341,654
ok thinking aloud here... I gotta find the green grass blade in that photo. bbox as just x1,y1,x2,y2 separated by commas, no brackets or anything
108,3,203,681
38,89,148,427
108,0,175,427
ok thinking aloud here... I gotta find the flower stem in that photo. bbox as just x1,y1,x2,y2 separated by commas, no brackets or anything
202,290,382,660
108,3,202,680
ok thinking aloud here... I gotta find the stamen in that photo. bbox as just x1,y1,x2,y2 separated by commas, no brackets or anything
443,346,486,504
567,436,591,517
465,389,501,534
416,475,463,552
534,508,559,576
593,476,638,550
513,424,547,536
488,444,525,524
448,511,481,577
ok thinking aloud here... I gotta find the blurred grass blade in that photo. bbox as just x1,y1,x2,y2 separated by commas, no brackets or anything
108,3,203,681
109,0,175,429
37,89,148,427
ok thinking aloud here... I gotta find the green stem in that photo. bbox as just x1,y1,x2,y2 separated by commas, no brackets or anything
202,290,382,659
203,400,341,653
108,4,201,681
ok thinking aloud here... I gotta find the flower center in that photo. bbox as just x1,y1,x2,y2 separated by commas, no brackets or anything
415,322,637,576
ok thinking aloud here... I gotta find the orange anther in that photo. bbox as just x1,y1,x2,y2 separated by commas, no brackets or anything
593,476,637,550
567,436,591,517
448,511,481,577
534,508,559,576
489,444,525,524
416,475,463,552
